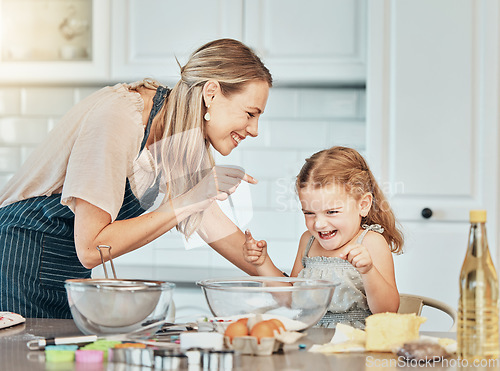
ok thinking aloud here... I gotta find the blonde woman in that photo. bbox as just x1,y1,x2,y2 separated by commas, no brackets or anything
0,39,272,318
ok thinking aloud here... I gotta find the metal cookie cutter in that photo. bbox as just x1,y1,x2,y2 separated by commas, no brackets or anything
154,349,189,370
201,349,240,370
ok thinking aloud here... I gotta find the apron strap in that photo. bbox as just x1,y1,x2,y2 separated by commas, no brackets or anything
139,86,170,153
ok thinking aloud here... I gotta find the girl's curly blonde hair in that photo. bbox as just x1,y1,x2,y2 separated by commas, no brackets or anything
296,146,403,254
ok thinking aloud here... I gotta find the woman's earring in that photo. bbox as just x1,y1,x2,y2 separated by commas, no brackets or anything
204,105,211,121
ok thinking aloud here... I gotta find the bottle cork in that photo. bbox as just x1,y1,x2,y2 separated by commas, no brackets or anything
470,210,487,223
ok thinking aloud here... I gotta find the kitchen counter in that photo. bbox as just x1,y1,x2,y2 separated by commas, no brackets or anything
0,318,490,371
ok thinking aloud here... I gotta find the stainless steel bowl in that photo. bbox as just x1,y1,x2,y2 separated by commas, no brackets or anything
65,279,175,335
197,277,338,331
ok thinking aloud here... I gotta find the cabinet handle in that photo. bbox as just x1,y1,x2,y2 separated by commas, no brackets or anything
421,208,433,219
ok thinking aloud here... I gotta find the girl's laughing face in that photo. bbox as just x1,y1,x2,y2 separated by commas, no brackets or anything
204,80,269,156
299,184,371,251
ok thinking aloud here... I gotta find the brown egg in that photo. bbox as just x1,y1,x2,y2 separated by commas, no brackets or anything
236,317,249,326
268,318,285,332
249,320,276,343
224,321,249,343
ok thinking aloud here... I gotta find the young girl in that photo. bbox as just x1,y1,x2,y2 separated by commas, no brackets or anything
243,146,403,328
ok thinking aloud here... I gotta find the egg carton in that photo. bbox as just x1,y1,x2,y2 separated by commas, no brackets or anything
224,335,282,356
224,330,306,356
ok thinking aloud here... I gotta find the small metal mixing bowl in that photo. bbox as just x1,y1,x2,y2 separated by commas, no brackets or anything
65,278,175,335
64,245,174,335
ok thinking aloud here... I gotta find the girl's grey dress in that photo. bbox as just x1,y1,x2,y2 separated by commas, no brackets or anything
297,224,384,329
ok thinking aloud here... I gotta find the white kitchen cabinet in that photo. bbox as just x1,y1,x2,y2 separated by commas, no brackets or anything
0,0,366,84
110,0,243,83
110,0,366,85
0,0,110,84
366,0,500,311
244,0,366,84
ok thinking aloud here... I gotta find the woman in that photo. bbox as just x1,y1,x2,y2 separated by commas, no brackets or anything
0,39,272,318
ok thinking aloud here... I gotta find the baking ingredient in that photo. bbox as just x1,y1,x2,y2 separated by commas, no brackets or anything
268,318,285,332
309,323,456,355
458,210,499,360
397,341,450,361
250,321,276,343
331,323,366,347
208,314,307,332
224,321,249,342
309,323,366,353
236,317,249,326
365,313,426,351
264,320,280,333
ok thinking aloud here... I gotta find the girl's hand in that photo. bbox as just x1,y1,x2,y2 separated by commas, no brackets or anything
243,229,268,266
338,243,374,274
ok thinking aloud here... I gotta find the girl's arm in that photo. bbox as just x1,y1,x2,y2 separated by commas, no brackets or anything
289,231,311,277
339,232,399,313
362,233,399,313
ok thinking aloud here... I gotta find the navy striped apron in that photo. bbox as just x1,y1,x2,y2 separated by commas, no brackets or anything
0,86,169,318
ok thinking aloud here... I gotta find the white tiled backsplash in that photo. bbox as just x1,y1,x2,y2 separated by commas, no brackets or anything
0,84,365,279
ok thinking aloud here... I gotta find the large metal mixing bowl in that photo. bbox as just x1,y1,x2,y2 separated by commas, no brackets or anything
197,277,338,331
65,279,175,335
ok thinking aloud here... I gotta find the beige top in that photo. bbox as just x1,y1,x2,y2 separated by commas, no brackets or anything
0,81,160,222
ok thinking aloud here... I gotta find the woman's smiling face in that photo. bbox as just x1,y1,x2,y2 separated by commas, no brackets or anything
299,184,370,251
204,79,269,156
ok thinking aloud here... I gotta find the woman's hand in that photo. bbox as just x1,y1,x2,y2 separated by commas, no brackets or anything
160,165,257,222
243,229,268,266
338,243,373,274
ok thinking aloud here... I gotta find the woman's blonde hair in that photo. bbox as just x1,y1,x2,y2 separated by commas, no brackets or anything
156,39,272,237
296,146,404,254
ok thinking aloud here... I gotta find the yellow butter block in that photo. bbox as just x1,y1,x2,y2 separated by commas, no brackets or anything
333,323,366,344
365,312,426,352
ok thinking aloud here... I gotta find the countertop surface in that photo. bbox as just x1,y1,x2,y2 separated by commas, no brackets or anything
0,318,492,371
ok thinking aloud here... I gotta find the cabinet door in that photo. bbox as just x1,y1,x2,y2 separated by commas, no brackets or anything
244,0,366,84
367,0,499,225
0,0,110,83
110,0,243,83
367,0,500,309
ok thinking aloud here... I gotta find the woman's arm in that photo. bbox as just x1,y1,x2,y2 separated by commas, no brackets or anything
196,202,261,275
74,166,255,269
74,197,180,269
